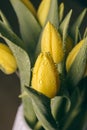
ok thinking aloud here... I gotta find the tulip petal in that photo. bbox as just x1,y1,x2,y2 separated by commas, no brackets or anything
58,3,64,23
37,0,51,26
0,43,17,74
41,22,64,63
32,53,60,98
66,38,87,88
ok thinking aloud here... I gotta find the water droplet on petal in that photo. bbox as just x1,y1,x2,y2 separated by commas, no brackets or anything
39,80,42,84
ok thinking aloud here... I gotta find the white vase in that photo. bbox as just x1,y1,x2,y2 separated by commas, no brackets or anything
12,105,32,130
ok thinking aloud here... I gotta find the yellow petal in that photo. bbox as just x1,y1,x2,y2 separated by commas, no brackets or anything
32,53,60,98
0,43,17,74
41,22,64,63
66,39,85,72
37,0,51,26
0,43,12,54
21,0,37,17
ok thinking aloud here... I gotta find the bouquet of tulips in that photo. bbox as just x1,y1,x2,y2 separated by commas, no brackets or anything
0,0,87,130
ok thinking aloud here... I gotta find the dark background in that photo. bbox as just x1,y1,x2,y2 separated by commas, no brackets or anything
0,0,87,130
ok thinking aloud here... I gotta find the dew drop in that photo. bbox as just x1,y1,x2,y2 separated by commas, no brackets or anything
44,57,47,60
39,80,42,84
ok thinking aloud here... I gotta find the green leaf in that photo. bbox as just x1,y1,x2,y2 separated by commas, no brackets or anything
66,109,87,130
0,11,12,29
66,79,87,130
61,82,87,130
0,35,37,127
4,40,31,87
0,21,26,50
57,10,72,77
70,9,87,41
74,27,81,44
51,96,71,123
58,3,64,23
83,27,87,38
45,0,59,29
25,87,58,130
59,10,72,47
66,38,87,92
10,0,41,52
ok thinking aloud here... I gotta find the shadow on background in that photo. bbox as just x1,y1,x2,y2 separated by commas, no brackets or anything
0,0,87,130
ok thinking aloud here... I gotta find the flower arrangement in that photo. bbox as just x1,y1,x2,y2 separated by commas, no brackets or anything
0,0,87,130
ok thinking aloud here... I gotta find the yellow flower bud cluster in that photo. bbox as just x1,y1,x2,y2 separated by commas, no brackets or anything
16,0,79,98
31,22,64,98
0,43,17,74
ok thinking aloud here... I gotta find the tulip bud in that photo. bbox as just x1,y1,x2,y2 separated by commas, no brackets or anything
41,22,64,64
0,43,17,74
65,36,73,55
37,0,51,26
21,0,36,17
66,39,85,72
31,53,60,98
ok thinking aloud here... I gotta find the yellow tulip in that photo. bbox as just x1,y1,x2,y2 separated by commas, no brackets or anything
41,22,64,63
21,0,37,17
37,0,51,26
0,43,17,74
66,39,85,72
31,52,60,98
